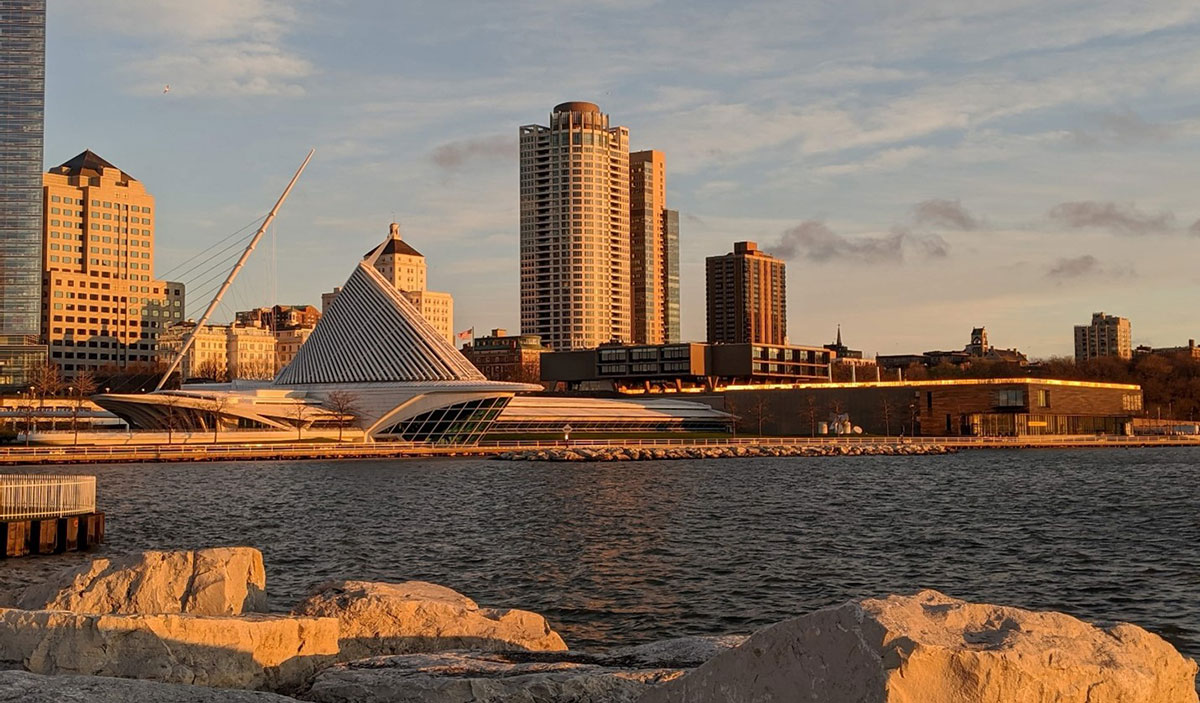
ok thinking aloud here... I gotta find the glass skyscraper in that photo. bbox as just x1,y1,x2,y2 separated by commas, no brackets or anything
0,1,48,386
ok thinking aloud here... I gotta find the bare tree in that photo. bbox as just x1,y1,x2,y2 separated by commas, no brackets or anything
879,398,893,437
325,390,360,442
730,394,773,435
206,394,231,444
290,403,307,442
829,399,847,435
805,396,818,436
71,370,98,446
29,362,63,410
194,358,228,383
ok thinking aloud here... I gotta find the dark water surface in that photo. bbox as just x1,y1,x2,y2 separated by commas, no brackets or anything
4,447,1198,655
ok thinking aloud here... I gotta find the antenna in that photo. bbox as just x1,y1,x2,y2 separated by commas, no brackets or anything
155,149,315,391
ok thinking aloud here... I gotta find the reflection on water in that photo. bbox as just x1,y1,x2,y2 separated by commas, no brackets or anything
3,448,1197,655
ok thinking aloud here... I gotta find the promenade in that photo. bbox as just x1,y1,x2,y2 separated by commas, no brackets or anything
0,434,1195,466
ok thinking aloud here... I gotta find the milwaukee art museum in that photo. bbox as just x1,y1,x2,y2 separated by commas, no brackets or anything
94,232,732,443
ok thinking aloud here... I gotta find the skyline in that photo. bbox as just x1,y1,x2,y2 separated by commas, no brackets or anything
40,1,1200,358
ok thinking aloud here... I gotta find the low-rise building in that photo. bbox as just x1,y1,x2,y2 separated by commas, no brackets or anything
159,321,277,382
878,326,1027,370
1134,339,1200,360
460,328,549,384
707,378,1142,437
541,341,833,392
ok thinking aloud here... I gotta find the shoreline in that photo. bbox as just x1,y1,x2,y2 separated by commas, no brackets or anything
0,434,1195,466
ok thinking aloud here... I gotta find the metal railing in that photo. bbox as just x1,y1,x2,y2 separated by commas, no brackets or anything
0,474,96,521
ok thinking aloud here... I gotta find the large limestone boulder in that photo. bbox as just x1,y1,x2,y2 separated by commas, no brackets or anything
639,589,1200,703
301,651,681,703
15,547,267,616
301,636,746,703
292,580,567,660
0,670,300,702
0,608,338,691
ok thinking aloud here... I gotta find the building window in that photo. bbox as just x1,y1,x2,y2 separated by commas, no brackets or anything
995,389,1025,407
1036,389,1050,408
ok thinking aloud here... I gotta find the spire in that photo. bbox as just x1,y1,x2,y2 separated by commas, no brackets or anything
836,324,842,347
389,222,400,239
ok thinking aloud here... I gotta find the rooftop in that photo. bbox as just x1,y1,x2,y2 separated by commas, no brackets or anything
51,150,133,181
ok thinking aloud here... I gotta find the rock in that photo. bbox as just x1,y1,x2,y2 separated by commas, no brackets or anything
301,651,681,703
16,547,267,616
0,608,338,691
0,669,300,702
292,580,567,660
600,635,747,669
639,590,1200,703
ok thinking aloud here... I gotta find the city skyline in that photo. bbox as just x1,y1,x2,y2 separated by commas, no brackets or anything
38,1,1200,358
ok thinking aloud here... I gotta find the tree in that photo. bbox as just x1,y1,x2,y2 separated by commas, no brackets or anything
29,362,63,409
206,394,231,444
290,403,307,442
879,398,894,437
805,395,819,436
730,394,773,435
70,370,98,446
324,390,360,442
194,358,228,383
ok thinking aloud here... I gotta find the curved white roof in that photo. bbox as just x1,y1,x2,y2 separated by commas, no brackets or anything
274,261,486,385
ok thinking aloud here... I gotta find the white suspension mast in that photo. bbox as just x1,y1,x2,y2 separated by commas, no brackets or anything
155,149,314,392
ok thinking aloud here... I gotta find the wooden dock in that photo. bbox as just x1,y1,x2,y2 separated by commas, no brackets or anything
0,474,104,558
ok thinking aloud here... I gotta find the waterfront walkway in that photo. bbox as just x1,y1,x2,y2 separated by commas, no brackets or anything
0,435,1195,466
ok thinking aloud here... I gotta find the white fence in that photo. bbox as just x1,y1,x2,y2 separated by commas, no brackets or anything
0,474,96,521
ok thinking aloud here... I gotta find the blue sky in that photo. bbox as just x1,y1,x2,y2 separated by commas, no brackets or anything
44,0,1200,358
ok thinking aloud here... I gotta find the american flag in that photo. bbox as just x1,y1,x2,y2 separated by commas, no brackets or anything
456,327,474,341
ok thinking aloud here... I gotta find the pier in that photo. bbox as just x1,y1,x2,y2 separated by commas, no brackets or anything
0,474,104,557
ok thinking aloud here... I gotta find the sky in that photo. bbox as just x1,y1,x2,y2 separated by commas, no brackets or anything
43,0,1200,359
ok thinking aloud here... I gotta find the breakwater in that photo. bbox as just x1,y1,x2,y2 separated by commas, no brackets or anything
496,443,954,462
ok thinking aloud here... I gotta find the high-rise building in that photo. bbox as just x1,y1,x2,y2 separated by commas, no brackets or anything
41,151,185,379
520,102,630,351
1074,312,1132,362
0,0,49,386
629,150,680,344
322,223,454,345
705,241,787,346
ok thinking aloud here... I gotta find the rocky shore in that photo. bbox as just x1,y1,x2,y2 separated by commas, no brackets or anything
0,546,1194,702
496,442,955,462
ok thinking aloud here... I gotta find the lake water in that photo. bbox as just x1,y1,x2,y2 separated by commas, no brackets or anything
3,447,1198,656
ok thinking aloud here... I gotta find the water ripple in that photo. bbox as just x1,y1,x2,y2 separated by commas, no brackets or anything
3,447,1197,655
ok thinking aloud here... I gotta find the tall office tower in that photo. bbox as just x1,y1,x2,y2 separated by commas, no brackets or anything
1074,312,1132,362
705,241,787,346
629,150,680,344
520,102,630,351
371,222,454,345
41,151,185,379
0,0,50,386
322,223,455,345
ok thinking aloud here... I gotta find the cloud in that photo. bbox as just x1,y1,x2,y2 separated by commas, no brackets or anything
1048,201,1175,236
1190,219,1200,236
429,135,513,171
1071,109,1178,146
1046,255,1101,278
769,221,948,264
59,0,311,97
912,198,980,230
1045,254,1135,281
